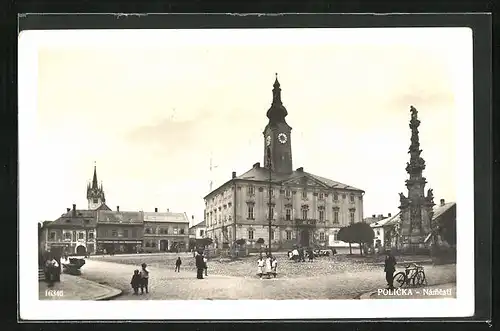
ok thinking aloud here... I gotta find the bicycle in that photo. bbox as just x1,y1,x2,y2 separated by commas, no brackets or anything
393,263,428,288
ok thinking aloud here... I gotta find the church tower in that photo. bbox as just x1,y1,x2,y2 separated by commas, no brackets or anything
263,74,293,174
398,106,435,251
86,163,106,210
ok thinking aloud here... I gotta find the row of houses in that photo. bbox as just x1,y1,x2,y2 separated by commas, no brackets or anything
39,204,192,256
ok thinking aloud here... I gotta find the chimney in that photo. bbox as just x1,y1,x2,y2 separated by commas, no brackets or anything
253,162,260,169
192,215,194,220
388,213,392,217
372,214,376,218
72,204,76,217
440,199,445,206
155,207,158,212
232,171,236,179
66,208,70,213
378,214,383,219
296,167,304,172
167,208,170,212
117,206,120,212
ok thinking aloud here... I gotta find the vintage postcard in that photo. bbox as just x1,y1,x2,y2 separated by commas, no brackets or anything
19,26,474,320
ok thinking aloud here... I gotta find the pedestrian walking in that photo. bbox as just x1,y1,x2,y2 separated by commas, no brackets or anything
140,263,149,294
271,256,278,278
195,251,204,279
203,255,208,276
130,269,141,295
298,247,305,262
45,257,59,287
175,257,182,272
257,257,265,279
308,248,314,262
384,251,397,289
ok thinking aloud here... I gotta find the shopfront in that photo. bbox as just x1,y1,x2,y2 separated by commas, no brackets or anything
97,240,142,254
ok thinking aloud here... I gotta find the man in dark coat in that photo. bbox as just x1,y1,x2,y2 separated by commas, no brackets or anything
195,252,204,279
384,251,397,289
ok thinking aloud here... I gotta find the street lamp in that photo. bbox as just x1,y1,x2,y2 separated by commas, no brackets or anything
267,146,272,256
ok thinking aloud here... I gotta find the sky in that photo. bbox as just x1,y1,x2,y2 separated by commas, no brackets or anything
24,28,471,227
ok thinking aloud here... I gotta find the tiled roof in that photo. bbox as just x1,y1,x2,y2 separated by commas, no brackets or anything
432,202,456,220
47,210,98,228
206,166,363,198
97,210,144,224
189,220,206,229
143,212,189,224
370,212,401,228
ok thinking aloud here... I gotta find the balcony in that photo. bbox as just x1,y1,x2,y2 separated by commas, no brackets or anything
294,219,317,227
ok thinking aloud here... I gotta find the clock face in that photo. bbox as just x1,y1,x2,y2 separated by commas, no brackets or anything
278,133,287,144
266,135,271,146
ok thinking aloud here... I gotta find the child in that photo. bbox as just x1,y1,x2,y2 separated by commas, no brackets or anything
257,257,265,279
130,269,141,295
140,263,149,294
175,257,182,272
271,257,278,278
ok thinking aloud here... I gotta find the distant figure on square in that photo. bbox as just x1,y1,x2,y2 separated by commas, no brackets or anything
175,257,182,272
203,255,208,276
140,263,149,294
307,248,314,262
384,251,397,289
265,255,272,278
195,251,204,279
298,247,305,262
130,269,141,295
271,256,278,278
45,256,59,287
257,257,265,279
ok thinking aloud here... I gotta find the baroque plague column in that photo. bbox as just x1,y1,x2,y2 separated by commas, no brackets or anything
398,106,435,251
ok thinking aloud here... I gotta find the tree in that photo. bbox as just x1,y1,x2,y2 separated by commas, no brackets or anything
256,238,265,244
349,222,375,255
337,226,354,255
235,238,246,246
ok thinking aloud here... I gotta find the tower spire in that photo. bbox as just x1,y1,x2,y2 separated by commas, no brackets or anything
92,161,98,189
266,73,288,124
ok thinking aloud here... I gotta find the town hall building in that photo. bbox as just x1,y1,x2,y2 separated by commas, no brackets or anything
204,75,365,250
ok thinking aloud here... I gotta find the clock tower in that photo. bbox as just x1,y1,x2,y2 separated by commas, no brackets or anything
263,74,293,174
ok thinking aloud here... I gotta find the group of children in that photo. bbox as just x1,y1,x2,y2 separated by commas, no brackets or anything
257,255,278,279
130,263,150,295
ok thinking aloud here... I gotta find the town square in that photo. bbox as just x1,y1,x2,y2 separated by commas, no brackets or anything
30,28,460,303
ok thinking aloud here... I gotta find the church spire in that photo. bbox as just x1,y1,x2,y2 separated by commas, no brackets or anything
266,73,288,124
92,162,98,189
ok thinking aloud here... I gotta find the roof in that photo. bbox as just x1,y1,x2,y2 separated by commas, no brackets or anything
432,202,456,220
47,209,98,228
143,212,189,224
369,202,456,228
95,203,111,211
370,212,401,228
97,210,144,224
189,220,206,229
205,165,363,199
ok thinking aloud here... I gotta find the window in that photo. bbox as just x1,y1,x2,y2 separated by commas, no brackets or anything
268,206,274,219
248,229,254,240
333,230,338,241
132,229,137,238
342,194,346,199
286,230,292,240
319,210,325,221
78,232,84,240
285,189,291,198
302,191,307,199
333,193,338,201
350,194,355,202
247,205,254,219
123,229,129,238
112,230,118,237
218,215,221,223
145,228,151,234
152,241,157,248
145,241,151,247
350,211,355,223
200,230,204,237
180,228,185,235
84,219,90,224
285,208,292,221
103,230,108,237
64,232,71,240
319,192,324,200
49,232,56,240
93,198,98,204
269,188,274,197
88,232,94,240
319,232,325,241
302,209,308,220
376,230,380,236
333,210,339,223
248,186,255,195
271,231,275,240
173,228,179,235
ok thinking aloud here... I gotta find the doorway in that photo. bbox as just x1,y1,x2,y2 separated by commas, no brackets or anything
300,230,310,247
76,245,86,256
160,240,168,252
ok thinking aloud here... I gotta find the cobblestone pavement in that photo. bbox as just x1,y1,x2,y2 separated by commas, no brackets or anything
39,273,122,300
79,256,456,300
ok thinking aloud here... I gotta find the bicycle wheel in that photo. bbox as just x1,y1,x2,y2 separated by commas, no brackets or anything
412,271,426,286
393,272,406,288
